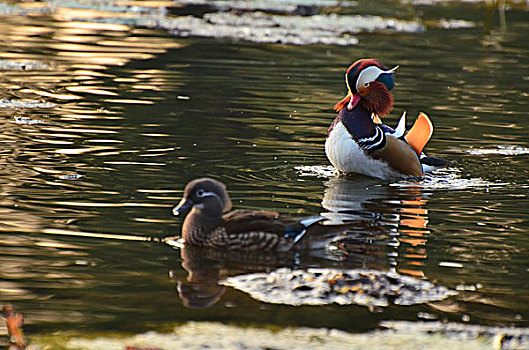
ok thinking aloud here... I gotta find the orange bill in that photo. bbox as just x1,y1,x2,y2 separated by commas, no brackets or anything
405,112,433,156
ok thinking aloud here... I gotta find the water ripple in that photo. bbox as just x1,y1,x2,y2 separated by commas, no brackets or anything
466,145,529,156
392,168,509,190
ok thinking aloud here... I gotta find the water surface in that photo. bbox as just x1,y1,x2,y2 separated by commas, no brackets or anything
0,0,528,341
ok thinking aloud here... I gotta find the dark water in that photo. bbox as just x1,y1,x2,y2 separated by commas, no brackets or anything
0,0,528,339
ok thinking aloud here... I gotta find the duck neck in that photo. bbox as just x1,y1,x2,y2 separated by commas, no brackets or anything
182,209,223,245
328,104,376,139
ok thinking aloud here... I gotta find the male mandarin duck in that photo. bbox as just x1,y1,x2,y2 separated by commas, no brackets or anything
172,178,354,252
325,58,439,179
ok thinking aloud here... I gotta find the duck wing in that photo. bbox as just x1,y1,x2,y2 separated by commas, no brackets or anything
222,210,326,251
222,210,302,235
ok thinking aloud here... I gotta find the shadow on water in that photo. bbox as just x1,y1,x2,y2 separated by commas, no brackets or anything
0,0,528,343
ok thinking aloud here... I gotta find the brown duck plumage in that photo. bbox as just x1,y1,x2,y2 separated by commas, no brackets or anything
173,178,354,252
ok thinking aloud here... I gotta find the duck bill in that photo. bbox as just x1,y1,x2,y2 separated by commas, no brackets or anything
172,198,193,216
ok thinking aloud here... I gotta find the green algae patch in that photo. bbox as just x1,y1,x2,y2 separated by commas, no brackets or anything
31,321,502,350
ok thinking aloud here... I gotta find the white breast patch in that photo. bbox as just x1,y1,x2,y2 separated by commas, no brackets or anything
325,122,400,179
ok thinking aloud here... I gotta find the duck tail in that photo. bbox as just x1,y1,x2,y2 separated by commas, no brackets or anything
293,220,360,250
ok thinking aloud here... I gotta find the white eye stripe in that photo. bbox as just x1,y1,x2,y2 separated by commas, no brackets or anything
201,191,219,198
355,65,398,92
194,190,224,207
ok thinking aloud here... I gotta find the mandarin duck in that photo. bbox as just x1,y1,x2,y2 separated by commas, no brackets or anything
325,58,440,179
172,178,355,252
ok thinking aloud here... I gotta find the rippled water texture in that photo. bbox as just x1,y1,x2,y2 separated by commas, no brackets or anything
0,0,528,343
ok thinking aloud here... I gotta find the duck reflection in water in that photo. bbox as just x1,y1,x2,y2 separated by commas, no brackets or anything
174,245,226,309
321,176,431,278
172,244,302,309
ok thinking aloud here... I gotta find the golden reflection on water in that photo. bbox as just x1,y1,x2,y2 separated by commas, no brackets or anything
1,12,183,106
0,12,183,244
42,228,154,242
321,177,430,278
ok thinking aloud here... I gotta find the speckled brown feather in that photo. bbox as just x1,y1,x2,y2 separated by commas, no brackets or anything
176,178,357,252
182,217,225,247
222,209,307,251
182,209,304,251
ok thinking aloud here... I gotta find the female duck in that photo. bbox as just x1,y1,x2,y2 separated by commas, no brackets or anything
173,178,353,252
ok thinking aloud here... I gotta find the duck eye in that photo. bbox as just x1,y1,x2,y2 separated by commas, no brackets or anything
196,189,205,198
364,82,369,87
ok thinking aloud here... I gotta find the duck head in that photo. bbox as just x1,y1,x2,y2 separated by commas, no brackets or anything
334,58,398,118
173,178,232,218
